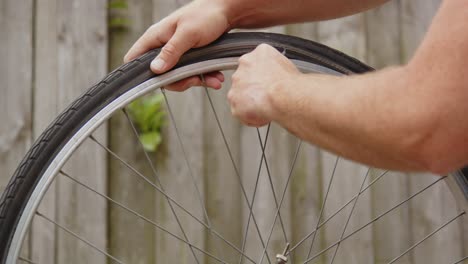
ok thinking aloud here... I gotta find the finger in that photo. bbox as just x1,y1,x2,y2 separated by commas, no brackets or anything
255,43,277,53
164,76,201,92
164,74,223,92
124,23,174,62
202,75,223,89
151,28,196,73
205,71,225,82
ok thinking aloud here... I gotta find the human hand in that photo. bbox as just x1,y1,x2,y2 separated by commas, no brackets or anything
228,44,300,127
124,0,231,91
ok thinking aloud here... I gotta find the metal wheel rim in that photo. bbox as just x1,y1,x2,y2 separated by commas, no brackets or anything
6,57,467,263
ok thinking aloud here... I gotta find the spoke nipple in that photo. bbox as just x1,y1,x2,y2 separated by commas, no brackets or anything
276,254,287,264
281,47,287,56
276,243,290,264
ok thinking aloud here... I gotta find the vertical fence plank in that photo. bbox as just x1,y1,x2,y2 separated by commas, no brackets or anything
401,1,466,263
239,117,266,261
263,123,295,258
2,1,467,262
286,23,328,263
52,0,108,263
154,89,207,263
151,2,208,263
238,26,296,263
365,2,411,263
31,0,59,262
0,0,33,260
107,0,157,263
0,0,33,193
287,23,318,41
203,76,243,263
365,1,402,68
316,14,375,263
288,140,325,263
400,0,441,63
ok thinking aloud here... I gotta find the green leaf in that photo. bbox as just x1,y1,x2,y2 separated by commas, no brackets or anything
108,0,128,10
127,93,166,152
139,132,162,152
109,17,131,29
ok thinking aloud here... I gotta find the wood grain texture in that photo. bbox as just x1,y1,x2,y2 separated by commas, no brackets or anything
150,2,209,263
203,75,242,263
237,25,296,264
0,0,33,204
316,14,375,263
107,0,157,263
400,0,441,63
53,0,108,263
401,1,466,263
365,2,411,263
2,0,467,263
30,0,58,262
155,89,207,263
285,23,326,263
365,1,402,68
0,0,34,260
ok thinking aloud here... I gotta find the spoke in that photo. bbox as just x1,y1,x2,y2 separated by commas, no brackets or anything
82,139,257,263
329,168,371,264
256,128,290,247
35,211,125,264
306,157,340,259
258,141,302,264
303,176,446,264
122,108,220,258
59,171,256,264
19,257,38,264
122,108,200,264
162,89,225,264
238,124,271,264
90,136,207,225
453,255,468,264
202,85,272,264
387,211,465,264
288,170,388,254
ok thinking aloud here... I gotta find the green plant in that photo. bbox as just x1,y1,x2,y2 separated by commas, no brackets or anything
108,0,131,31
127,93,166,152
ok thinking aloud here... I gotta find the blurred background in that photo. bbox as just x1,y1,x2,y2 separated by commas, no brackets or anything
0,0,467,263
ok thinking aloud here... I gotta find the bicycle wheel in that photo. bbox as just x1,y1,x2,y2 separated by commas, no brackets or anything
0,32,467,264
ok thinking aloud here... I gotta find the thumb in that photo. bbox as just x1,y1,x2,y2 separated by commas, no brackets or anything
151,29,195,73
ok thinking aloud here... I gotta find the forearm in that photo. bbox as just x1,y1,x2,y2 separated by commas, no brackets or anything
225,0,468,174
264,0,468,174
268,67,435,172
223,0,390,28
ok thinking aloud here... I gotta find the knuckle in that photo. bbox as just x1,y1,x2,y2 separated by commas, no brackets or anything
182,27,197,38
146,23,163,37
238,55,248,64
162,42,179,57
231,72,240,83
238,55,252,67
230,107,238,118
257,43,271,51
146,24,158,34
227,90,234,102
149,23,159,31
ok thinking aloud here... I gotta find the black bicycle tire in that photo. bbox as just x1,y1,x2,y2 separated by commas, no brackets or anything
0,32,466,262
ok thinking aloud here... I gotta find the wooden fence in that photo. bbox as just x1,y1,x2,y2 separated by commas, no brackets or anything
1,0,467,263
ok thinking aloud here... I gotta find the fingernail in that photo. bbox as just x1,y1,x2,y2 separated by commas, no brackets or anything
123,53,130,63
151,58,166,72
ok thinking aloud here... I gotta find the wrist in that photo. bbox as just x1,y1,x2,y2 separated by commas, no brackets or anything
215,0,260,28
265,72,300,123
193,0,236,29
